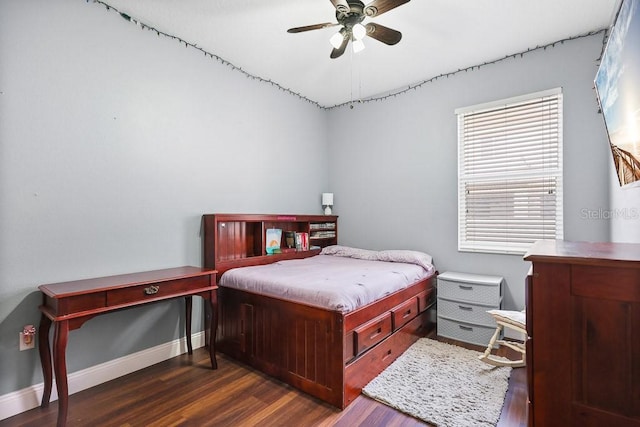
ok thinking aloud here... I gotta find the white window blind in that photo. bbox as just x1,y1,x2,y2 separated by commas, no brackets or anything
456,88,563,254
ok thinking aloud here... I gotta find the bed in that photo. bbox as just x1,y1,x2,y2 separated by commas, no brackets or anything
203,213,437,409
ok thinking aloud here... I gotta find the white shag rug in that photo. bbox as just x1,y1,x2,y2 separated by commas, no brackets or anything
362,338,512,427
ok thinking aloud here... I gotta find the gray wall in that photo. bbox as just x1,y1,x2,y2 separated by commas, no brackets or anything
0,0,327,396
326,33,611,311
606,0,640,243
609,165,640,242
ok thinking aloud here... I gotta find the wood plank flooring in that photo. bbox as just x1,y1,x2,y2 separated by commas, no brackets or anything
1,341,527,427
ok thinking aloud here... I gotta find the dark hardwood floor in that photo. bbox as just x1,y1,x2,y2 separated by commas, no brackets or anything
1,339,527,427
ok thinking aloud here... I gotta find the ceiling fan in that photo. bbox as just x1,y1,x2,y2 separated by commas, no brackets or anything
287,0,410,59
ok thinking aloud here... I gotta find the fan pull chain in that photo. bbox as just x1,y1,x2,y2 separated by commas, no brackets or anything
358,48,362,105
350,43,354,109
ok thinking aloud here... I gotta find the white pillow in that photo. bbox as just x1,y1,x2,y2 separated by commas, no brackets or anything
320,245,434,273
377,250,434,272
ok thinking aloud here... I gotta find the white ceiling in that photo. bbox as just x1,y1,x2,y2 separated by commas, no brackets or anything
102,0,618,108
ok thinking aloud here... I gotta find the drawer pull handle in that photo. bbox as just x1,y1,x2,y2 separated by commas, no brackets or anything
402,309,412,319
459,325,473,331
144,285,160,295
459,285,473,290
458,305,473,311
369,327,382,339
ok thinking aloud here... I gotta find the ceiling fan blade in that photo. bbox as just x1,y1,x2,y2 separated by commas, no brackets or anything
363,0,411,17
330,36,349,59
329,0,351,13
287,22,338,33
365,22,402,45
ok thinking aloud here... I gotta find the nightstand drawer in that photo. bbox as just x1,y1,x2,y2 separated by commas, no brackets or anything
438,298,498,327
437,317,496,347
438,272,502,305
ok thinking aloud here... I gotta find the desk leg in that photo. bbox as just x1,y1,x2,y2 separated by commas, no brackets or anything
53,320,70,427
185,296,193,355
39,314,53,407
208,290,218,369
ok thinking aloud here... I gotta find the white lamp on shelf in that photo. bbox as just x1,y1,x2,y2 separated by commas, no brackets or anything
322,193,334,215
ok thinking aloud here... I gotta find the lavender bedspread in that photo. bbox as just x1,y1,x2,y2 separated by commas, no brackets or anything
219,247,434,313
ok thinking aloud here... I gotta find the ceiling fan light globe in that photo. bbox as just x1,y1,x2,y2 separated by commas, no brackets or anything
352,23,366,40
352,39,365,53
329,31,345,49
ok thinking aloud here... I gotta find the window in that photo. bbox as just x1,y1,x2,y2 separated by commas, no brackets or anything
456,88,563,254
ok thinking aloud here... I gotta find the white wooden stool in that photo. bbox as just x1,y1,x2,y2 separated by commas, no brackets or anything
478,309,526,368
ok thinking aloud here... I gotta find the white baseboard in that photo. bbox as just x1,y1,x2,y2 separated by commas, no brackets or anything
0,332,206,421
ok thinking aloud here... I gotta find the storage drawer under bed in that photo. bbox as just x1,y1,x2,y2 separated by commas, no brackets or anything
353,312,393,355
350,293,424,358
391,298,419,329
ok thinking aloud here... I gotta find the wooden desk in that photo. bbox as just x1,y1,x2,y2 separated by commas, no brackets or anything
38,266,218,427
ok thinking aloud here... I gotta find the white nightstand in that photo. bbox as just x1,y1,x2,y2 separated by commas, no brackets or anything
437,271,503,346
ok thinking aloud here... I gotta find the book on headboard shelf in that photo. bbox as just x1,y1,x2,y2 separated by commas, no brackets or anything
266,228,282,254
295,232,309,251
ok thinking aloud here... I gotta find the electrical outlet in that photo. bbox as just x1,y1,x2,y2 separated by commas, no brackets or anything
19,331,35,351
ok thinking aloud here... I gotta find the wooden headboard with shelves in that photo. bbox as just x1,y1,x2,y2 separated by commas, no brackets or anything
202,213,338,277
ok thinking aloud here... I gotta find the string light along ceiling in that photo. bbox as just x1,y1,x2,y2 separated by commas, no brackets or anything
93,0,612,109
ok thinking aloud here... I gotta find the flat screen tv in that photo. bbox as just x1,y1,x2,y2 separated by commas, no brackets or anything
594,0,640,186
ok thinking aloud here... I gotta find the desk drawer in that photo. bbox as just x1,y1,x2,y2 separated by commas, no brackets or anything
51,293,107,316
107,275,210,306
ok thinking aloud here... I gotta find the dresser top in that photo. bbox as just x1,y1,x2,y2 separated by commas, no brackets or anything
524,240,640,266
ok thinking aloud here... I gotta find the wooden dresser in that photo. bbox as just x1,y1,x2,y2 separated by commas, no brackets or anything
524,240,640,427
